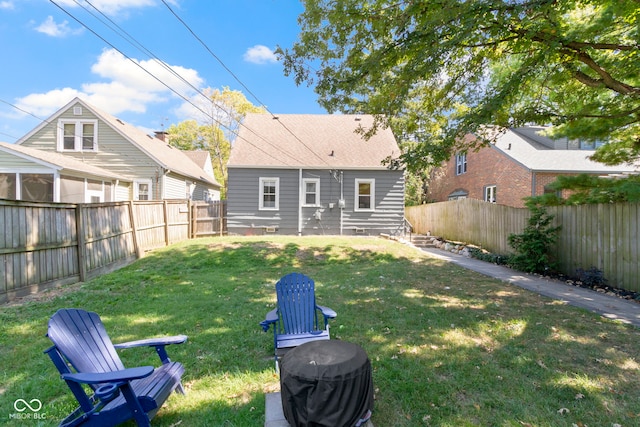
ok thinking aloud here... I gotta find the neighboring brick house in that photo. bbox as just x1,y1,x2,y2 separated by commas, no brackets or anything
427,126,638,208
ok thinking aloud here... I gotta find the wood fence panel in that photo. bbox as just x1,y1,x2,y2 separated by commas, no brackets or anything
407,200,640,292
192,201,227,237
0,198,225,303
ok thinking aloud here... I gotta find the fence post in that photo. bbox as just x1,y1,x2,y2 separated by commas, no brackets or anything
163,200,170,247
188,199,194,239
75,204,87,282
128,201,143,258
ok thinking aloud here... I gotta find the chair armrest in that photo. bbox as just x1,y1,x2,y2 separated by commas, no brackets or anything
113,335,187,349
61,366,154,385
317,305,337,319
260,309,278,332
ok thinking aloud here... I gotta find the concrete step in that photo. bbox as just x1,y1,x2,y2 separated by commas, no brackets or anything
265,392,374,427
410,234,438,248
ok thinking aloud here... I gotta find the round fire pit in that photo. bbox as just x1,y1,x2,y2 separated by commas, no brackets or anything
279,340,374,427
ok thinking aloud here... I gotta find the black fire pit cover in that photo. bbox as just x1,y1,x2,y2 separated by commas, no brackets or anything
280,340,373,427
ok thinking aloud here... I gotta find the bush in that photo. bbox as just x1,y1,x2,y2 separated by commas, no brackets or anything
508,204,561,274
468,248,511,265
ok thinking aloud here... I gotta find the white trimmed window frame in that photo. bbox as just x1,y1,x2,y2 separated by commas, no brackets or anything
484,185,497,203
57,119,98,152
355,178,375,212
134,179,152,201
455,153,467,175
259,177,279,211
302,178,320,207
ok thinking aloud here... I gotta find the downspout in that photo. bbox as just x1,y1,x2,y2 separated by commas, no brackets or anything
298,168,303,235
339,171,344,236
531,171,537,198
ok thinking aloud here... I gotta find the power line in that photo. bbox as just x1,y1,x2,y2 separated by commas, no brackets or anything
159,0,332,168
73,0,308,167
46,0,300,167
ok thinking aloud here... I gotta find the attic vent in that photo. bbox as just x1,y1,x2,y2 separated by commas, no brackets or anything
73,106,82,116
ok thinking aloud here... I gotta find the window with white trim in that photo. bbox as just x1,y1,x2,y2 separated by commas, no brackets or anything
57,120,98,152
355,179,375,211
259,177,279,210
134,180,152,201
302,178,320,206
484,185,497,203
455,153,467,175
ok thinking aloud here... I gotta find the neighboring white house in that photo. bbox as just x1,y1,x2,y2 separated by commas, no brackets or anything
0,141,129,203
12,97,221,202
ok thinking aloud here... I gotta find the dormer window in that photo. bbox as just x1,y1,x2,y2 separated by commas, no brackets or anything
57,120,98,152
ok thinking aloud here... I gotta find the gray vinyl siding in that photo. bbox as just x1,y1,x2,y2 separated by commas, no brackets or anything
227,167,405,236
227,168,300,234
341,170,405,236
20,106,165,199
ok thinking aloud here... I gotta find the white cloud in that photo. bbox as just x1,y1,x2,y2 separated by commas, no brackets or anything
16,88,83,117
0,1,15,10
54,0,156,15
15,48,205,119
91,49,204,95
34,16,83,37
243,45,278,64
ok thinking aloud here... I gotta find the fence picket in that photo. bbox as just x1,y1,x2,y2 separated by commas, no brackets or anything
406,199,640,292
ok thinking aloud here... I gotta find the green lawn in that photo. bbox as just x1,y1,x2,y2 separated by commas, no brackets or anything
2,236,640,426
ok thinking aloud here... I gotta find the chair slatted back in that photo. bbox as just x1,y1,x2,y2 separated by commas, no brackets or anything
276,273,318,335
48,308,125,376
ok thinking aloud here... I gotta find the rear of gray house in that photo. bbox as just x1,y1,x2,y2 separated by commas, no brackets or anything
227,114,405,236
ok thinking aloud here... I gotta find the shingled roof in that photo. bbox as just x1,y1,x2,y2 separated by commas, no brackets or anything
228,114,401,169
495,127,638,174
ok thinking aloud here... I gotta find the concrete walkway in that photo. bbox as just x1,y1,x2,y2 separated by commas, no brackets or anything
418,246,640,328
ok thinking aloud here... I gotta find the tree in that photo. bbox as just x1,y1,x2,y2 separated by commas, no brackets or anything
528,173,640,205
167,87,265,196
278,0,640,171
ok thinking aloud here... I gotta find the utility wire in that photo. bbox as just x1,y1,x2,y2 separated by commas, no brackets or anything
73,0,308,167
159,0,332,167
48,0,300,167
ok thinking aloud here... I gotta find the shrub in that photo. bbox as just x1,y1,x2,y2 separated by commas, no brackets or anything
468,248,511,265
507,204,561,274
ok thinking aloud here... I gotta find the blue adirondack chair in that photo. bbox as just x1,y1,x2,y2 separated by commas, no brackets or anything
44,308,187,427
260,273,337,365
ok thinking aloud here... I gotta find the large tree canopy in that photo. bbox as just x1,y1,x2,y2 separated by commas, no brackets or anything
279,0,640,170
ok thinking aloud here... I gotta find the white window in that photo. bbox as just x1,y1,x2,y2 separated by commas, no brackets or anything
355,179,375,211
484,185,497,203
259,177,279,210
57,120,98,152
134,180,152,201
86,179,104,203
302,178,320,206
455,153,467,175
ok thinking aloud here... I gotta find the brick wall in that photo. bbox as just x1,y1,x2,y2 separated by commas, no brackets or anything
428,145,533,208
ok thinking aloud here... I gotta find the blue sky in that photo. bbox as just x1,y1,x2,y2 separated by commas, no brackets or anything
0,0,325,142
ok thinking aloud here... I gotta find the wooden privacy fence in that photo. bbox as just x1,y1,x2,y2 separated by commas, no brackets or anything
406,199,640,293
0,199,226,304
